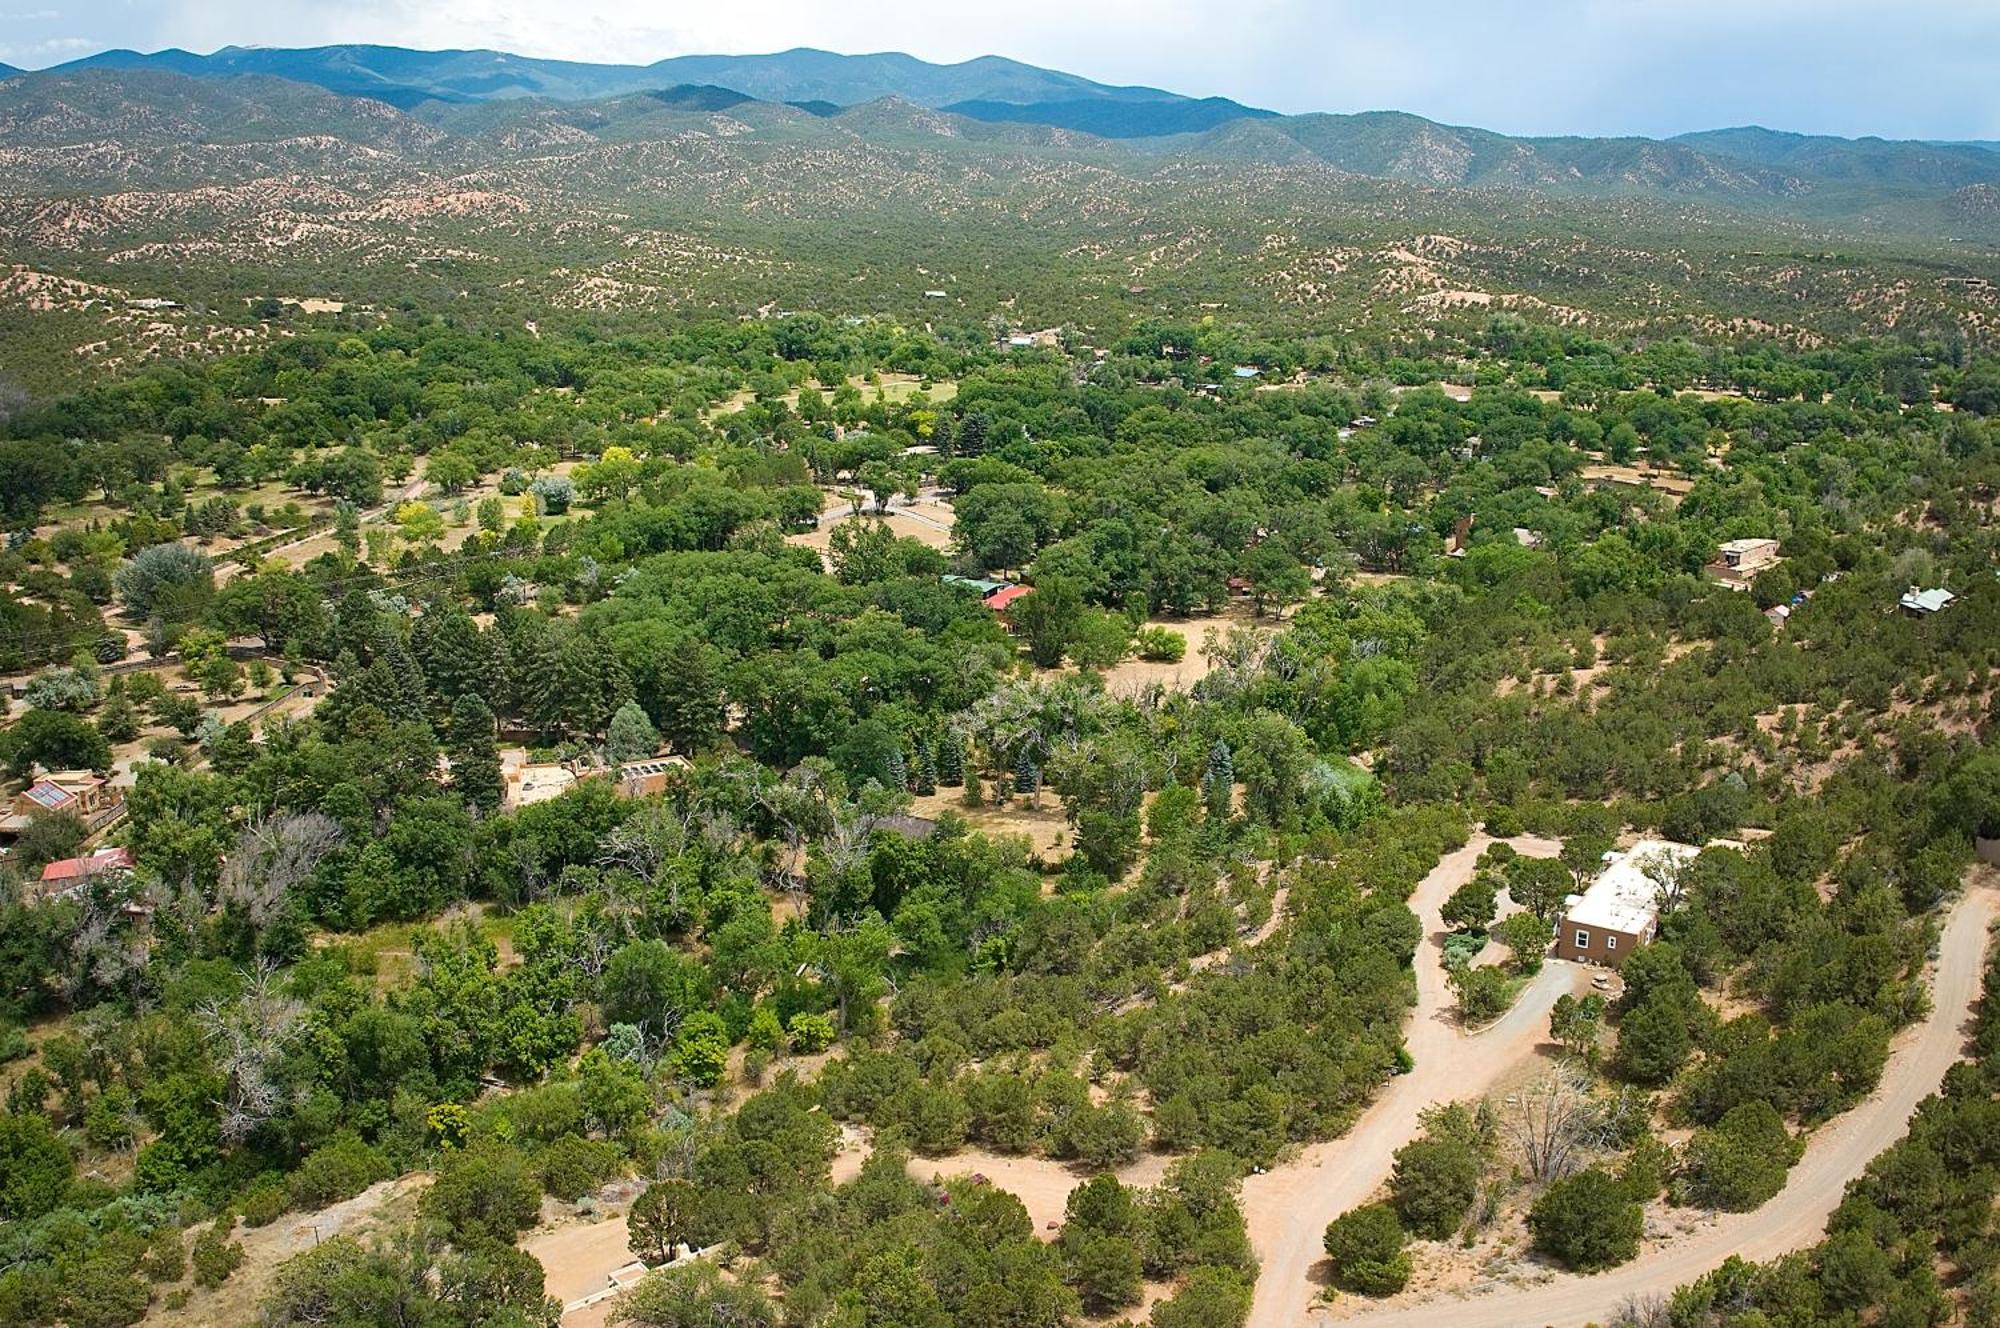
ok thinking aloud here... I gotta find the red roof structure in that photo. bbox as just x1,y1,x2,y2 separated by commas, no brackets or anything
986,584,1034,611
41,846,133,883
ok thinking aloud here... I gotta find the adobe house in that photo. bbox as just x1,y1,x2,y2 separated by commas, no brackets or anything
1710,538,1781,590
1,770,124,837
1555,839,1700,968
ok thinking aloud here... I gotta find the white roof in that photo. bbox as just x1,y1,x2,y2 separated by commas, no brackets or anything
1900,587,1955,614
1565,839,1699,935
1718,537,1779,554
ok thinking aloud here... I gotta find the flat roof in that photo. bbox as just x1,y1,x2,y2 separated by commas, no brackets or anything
1900,587,1955,613
1565,839,1699,935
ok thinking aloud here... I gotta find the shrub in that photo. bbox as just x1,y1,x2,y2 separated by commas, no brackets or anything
1614,994,1694,1086
141,1226,187,1283
115,542,213,621
1440,875,1498,931
536,1135,622,1202
786,1011,836,1054
1680,1101,1797,1211
529,474,573,514
1528,1168,1642,1271
191,1222,246,1289
1390,1135,1484,1240
1069,1233,1144,1313
1134,626,1187,663
1150,1266,1251,1328
1448,963,1513,1024
238,1175,290,1227
1322,1202,1410,1295
420,1143,542,1242
288,1134,390,1210
673,1012,731,1088
1493,911,1553,974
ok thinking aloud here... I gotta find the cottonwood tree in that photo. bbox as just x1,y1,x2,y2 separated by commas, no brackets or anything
196,962,303,1143
1504,1062,1608,1182
219,812,344,937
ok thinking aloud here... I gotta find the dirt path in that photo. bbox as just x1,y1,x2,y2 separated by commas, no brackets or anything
1310,877,1998,1328
1244,833,1574,1328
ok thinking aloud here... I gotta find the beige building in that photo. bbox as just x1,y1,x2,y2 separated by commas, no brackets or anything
1556,839,1700,968
1711,538,1781,589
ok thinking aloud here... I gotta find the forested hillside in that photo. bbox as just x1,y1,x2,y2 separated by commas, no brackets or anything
0,306,1996,1328
3,65,2000,401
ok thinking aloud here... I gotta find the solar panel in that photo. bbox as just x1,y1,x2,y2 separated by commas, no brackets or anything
24,783,72,809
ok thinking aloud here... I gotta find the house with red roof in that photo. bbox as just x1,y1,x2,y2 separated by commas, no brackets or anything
986,583,1034,613
36,846,136,904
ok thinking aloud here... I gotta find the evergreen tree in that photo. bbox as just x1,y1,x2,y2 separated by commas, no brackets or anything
656,637,724,754
372,624,429,721
413,605,499,705
936,731,965,787
448,693,503,813
958,411,989,457
1202,739,1235,820
913,739,937,795
556,630,630,739
1015,749,1041,798
885,745,908,793
606,701,661,763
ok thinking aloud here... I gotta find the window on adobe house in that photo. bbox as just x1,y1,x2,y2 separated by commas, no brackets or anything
1573,929,1590,949
1606,935,1618,950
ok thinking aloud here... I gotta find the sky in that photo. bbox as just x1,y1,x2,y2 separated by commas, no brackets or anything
4,0,1996,141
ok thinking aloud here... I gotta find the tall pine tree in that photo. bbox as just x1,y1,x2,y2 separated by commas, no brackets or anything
448,692,503,813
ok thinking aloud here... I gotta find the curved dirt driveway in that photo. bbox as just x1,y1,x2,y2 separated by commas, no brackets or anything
1245,834,1579,1328
1302,879,1999,1328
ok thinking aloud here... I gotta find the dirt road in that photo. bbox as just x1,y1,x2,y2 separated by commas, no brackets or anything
1309,879,1998,1328
1244,834,1575,1328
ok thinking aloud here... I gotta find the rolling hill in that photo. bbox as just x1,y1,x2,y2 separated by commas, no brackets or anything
0,64,1996,400
28,43,2000,224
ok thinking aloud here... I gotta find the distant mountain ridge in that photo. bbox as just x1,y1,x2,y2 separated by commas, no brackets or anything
48,43,1207,112
11,49,2000,238
946,95,1274,138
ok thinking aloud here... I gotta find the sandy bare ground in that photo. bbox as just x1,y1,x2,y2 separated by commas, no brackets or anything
523,1211,636,1307
1578,463,1696,499
1244,833,1574,1328
786,486,957,571
1091,615,1275,696
909,789,1071,862
1308,873,1999,1328
144,1175,429,1327
908,1146,1176,1236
